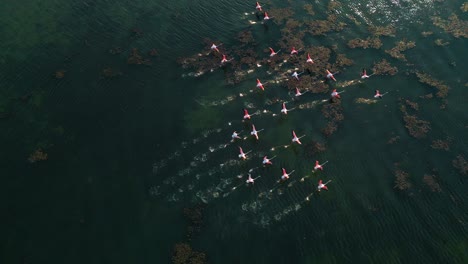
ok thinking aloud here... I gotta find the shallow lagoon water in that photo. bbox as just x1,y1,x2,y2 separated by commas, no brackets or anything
0,0,467,263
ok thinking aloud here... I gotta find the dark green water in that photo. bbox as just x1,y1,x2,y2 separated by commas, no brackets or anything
1,0,467,263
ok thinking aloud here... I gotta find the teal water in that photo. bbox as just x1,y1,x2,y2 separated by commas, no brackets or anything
1,0,467,263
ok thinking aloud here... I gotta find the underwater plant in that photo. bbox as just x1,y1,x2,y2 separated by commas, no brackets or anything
415,72,449,98
387,136,400,144
172,243,207,264
423,174,442,192
452,155,468,175
432,14,468,38
347,37,382,49
368,25,396,37
431,137,452,151
385,41,416,61
54,70,66,79
372,59,398,75
28,149,48,163
394,168,412,190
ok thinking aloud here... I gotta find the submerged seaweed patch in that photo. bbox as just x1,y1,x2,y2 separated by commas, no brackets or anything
268,8,295,24
431,137,452,151
372,59,398,75
423,174,442,192
172,243,207,264
462,2,468,12
305,14,346,36
452,155,468,175
304,4,315,16
400,100,430,138
405,100,419,111
415,72,449,98
402,115,431,138
127,48,152,65
394,166,412,190
368,25,396,37
28,148,48,163
304,141,326,158
335,54,354,67
321,99,344,137
434,39,450,46
347,37,382,49
387,136,400,144
432,14,468,38
421,31,433,37
385,41,416,61
327,1,342,13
